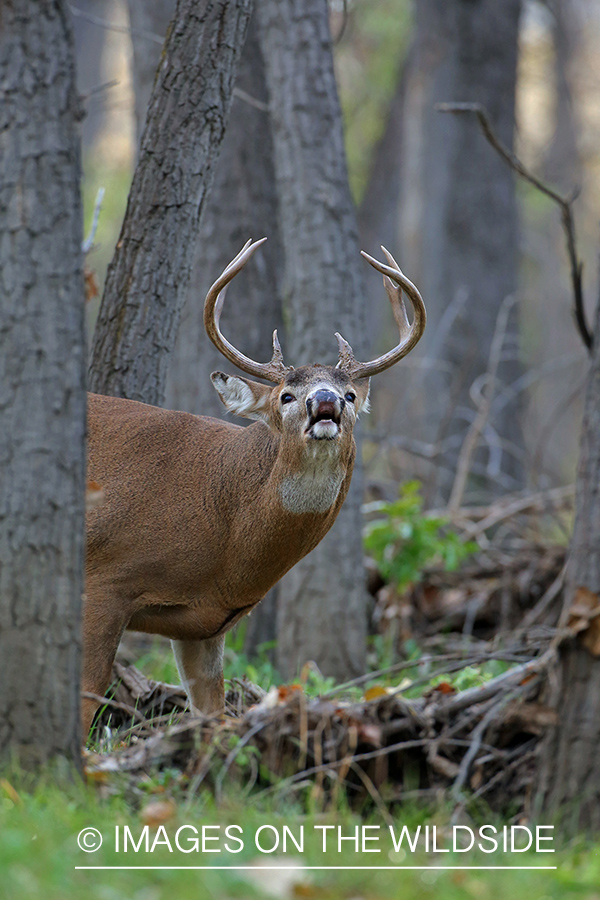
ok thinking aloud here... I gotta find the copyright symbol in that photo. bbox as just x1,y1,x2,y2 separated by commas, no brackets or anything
77,827,103,852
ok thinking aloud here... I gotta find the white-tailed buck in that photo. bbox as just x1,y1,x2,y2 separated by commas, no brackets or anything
84,240,426,735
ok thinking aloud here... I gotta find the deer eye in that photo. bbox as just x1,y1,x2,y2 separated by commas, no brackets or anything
345,392,356,403
281,393,296,405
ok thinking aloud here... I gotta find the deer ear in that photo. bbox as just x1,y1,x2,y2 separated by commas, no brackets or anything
354,377,371,414
210,372,272,421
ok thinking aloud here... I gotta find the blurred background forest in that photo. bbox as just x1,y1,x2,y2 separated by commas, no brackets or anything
77,0,597,504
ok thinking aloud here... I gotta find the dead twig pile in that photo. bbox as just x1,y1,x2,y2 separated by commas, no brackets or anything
86,647,556,819
369,483,572,646
89,662,266,748
373,545,565,643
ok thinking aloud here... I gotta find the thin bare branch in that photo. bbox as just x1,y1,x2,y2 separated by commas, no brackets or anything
454,484,575,539
82,187,105,254
448,294,516,512
70,5,164,43
321,649,531,698
451,693,512,803
232,87,269,112
436,101,593,351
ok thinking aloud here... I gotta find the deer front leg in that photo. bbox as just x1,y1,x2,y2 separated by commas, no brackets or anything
81,594,128,739
171,634,225,715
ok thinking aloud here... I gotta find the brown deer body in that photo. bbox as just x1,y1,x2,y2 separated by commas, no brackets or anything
83,241,426,736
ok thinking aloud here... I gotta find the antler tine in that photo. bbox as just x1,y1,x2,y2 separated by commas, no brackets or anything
383,275,411,337
335,247,426,380
380,247,411,338
204,238,289,383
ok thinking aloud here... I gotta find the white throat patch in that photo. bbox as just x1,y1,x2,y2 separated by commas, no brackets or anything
279,465,345,514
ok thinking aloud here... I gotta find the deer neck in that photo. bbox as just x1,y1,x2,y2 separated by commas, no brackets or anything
270,429,355,516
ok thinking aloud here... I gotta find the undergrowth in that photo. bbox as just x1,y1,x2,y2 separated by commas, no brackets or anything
363,481,476,592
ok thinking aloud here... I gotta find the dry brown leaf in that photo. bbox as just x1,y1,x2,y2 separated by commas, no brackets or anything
277,684,303,702
432,681,456,695
83,767,110,784
364,685,387,702
140,799,176,827
291,885,321,898
470,767,483,791
84,266,99,302
568,586,600,655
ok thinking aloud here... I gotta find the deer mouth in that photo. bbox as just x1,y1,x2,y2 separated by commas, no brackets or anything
305,401,342,440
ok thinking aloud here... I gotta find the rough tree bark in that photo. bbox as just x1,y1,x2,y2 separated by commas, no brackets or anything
0,0,86,766
400,0,523,503
257,0,369,681
88,0,254,404
534,295,600,832
358,54,407,281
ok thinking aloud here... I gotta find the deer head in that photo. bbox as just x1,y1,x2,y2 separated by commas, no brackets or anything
204,238,426,483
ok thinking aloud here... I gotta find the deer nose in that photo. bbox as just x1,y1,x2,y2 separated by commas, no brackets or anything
307,389,344,419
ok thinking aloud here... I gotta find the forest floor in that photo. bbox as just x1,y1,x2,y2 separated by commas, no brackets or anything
83,546,563,825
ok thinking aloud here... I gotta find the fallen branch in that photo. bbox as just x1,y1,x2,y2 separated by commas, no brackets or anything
451,692,515,802
442,655,549,715
83,648,556,821
460,485,574,539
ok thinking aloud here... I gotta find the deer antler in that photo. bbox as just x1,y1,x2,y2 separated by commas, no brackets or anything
335,247,426,380
204,238,288,383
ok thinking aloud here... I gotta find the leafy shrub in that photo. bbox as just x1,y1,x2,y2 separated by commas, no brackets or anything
363,481,476,592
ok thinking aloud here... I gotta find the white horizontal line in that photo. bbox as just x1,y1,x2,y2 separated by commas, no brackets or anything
75,865,558,871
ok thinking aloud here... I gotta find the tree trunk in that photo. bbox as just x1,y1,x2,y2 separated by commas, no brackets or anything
165,12,283,421
399,0,523,504
88,0,253,405
534,296,600,832
358,52,408,279
0,0,86,767
257,0,369,682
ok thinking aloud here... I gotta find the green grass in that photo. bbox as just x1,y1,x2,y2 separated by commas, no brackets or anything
1,771,600,900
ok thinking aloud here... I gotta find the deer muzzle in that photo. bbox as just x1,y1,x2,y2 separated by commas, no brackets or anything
305,389,344,440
